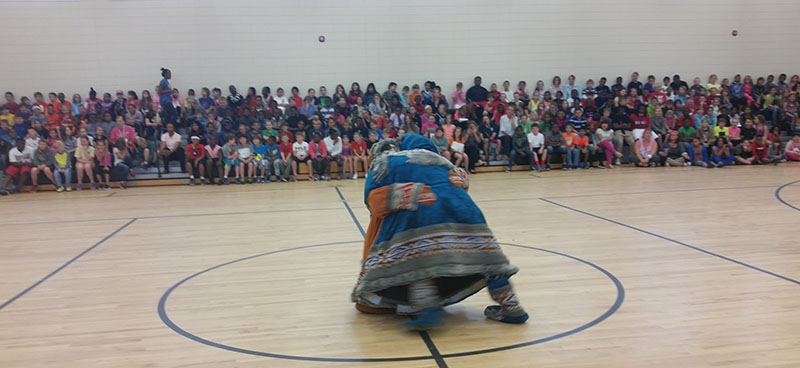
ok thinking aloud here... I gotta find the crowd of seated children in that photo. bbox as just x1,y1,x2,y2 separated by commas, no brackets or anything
1,71,799,195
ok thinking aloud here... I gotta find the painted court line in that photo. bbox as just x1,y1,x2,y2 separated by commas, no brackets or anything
0,218,138,311
775,179,800,212
335,186,448,368
539,198,800,286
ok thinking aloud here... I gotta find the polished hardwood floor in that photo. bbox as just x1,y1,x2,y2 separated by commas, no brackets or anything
1,164,799,368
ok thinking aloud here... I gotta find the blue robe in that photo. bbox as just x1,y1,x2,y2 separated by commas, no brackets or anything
352,135,518,314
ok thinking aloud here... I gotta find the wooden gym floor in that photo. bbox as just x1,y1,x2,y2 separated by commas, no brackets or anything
1,165,799,368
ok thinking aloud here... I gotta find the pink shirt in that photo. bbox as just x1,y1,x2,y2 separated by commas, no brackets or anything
786,140,800,154
452,90,466,107
205,144,221,159
161,132,182,150
442,124,456,140
111,125,137,145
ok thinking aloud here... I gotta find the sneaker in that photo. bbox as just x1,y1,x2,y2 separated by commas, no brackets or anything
665,162,671,167
683,162,690,167
0,189,8,196
597,164,606,169
103,184,111,190
90,183,97,190
281,177,288,183
120,182,127,189
324,176,330,181
236,178,243,184
614,158,621,165
76,184,82,191
29,185,38,193
545,165,551,171
200,177,206,185
562,166,568,171
224,178,230,185
352,173,358,180
189,178,195,186
505,168,511,173
56,186,65,193
65,186,72,192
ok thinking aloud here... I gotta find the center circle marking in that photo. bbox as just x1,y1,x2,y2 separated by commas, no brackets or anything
158,241,625,362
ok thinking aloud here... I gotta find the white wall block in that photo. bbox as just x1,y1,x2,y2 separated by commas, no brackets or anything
1,0,798,98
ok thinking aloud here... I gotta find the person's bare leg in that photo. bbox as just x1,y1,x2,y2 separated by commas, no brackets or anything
43,167,55,184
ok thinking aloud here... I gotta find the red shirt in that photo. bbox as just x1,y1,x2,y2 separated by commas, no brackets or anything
279,142,293,158
630,114,651,130
290,96,302,108
351,140,367,156
5,101,19,114
650,92,667,105
45,112,61,130
752,141,768,159
185,143,206,160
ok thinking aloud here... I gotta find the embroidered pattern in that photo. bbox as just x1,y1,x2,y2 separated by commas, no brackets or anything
363,234,502,270
388,183,421,212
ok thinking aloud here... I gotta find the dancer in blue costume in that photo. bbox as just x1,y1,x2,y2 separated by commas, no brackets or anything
351,134,529,329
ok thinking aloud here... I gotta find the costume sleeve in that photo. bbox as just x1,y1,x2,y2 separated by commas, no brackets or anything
367,183,436,218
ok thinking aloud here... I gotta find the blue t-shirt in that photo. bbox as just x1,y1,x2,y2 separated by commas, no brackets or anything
159,78,172,102
264,143,280,159
252,144,268,159
199,97,214,110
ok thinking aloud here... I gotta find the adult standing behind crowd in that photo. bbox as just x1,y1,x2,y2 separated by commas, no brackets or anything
158,68,177,125
466,76,488,107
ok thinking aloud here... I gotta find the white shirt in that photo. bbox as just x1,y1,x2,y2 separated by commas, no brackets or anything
292,141,309,157
25,137,40,151
273,95,289,112
502,89,515,103
9,146,34,164
161,132,182,150
323,136,342,156
527,132,544,148
499,115,517,137
113,147,125,165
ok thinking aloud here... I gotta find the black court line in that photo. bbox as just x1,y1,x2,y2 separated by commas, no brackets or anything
335,186,447,367
158,240,624,363
335,186,366,237
775,179,800,212
0,218,137,311
478,184,776,204
107,192,117,197
540,184,776,200
540,198,800,286
419,331,447,367
0,207,342,227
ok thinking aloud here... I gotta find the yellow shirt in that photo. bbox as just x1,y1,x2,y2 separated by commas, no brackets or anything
75,146,95,161
713,126,729,138
0,113,15,124
55,152,69,168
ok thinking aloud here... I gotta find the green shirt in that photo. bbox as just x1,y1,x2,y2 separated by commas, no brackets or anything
678,126,695,141
519,121,532,135
261,128,279,140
